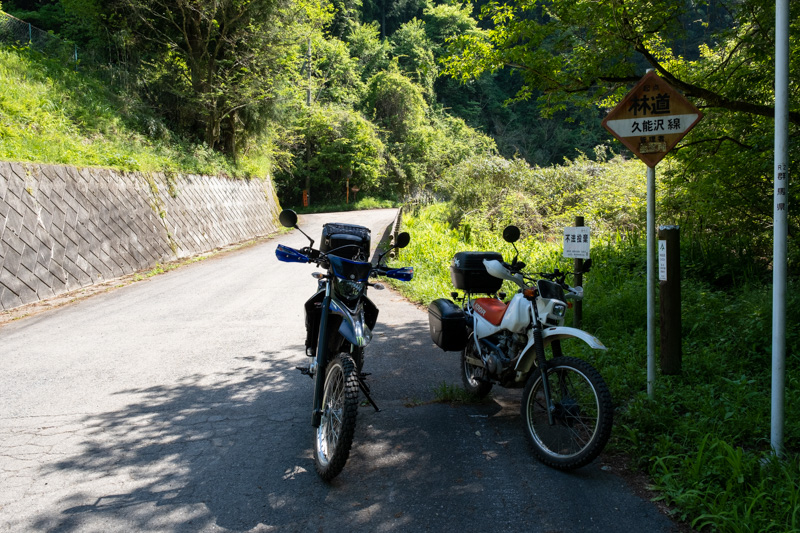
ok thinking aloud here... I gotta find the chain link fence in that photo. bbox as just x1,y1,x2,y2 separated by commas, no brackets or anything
0,11,78,64
0,10,137,92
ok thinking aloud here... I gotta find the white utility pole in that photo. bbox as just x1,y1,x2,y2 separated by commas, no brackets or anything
771,0,790,457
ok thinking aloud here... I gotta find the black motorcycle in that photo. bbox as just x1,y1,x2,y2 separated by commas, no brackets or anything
276,209,413,480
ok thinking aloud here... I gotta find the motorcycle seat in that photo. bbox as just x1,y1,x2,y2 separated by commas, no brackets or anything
473,298,507,326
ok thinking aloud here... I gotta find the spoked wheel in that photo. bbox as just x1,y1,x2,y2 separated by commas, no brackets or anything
461,333,492,398
521,356,612,470
314,353,359,481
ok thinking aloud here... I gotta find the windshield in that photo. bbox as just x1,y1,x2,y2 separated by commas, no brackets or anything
328,255,371,282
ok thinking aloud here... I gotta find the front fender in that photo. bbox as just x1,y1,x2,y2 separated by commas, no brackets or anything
514,326,606,375
329,297,372,347
541,326,606,350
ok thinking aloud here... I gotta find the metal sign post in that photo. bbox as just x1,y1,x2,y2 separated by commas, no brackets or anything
772,0,789,457
602,71,702,398
646,166,656,396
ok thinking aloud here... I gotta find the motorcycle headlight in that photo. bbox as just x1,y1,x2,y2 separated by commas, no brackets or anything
335,278,366,301
552,303,567,318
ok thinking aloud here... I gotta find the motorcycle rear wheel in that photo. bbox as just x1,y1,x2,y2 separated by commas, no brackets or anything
314,353,359,481
461,333,492,398
521,356,612,470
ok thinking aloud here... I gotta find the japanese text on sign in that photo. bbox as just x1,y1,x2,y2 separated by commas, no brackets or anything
601,71,702,168
563,226,591,259
776,163,789,212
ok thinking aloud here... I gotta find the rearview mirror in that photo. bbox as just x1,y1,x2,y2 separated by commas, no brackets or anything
279,209,298,228
394,232,410,249
502,225,520,244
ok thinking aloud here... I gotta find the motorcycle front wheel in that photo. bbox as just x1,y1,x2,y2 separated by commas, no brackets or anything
521,356,612,470
314,353,359,481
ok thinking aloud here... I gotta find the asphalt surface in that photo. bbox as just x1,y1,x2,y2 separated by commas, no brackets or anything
0,208,685,532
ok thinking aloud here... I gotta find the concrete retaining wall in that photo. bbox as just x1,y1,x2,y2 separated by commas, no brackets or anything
0,161,280,310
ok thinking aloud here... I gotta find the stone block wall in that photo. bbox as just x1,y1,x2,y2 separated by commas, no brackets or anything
0,162,280,310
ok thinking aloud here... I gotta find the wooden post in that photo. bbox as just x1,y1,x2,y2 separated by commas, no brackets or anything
573,216,584,329
658,225,681,375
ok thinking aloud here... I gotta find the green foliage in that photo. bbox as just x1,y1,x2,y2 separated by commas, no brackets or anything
345,20,391,82
438,149,648,241
360,0,426,38
422,1,477,52
270,29,497,207
391,203,466,303
396,202,570,304
4,0,66,33
329,0,363,38
114,0,332,159
363,69,428,142
274,104,385,205
424,109,497,182
441,0,800,282
601,276,800,533
286,195,397,213
390,18,437,100
663,113,799,286
433,380,491,404
0,46,269,176
313,35,367,106
361,69,431,192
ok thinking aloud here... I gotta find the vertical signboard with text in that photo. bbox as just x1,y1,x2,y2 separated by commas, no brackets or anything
563,226,591,259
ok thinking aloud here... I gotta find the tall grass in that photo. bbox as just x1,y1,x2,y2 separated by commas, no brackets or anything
393,203,800,533
0,46,271,178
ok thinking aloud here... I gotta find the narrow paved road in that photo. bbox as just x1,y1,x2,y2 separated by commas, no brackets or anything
0,208,685,532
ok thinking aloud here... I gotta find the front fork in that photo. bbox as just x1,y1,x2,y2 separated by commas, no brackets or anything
311,286,332,428
533,322,556,426
309,282,380,427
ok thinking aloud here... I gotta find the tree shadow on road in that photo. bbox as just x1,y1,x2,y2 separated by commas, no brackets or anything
30,319,681,533
32,345,327,532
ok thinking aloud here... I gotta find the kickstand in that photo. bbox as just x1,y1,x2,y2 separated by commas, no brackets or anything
357,373,380,412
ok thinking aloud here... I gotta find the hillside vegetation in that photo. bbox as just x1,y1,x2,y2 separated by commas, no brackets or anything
0,47,269,177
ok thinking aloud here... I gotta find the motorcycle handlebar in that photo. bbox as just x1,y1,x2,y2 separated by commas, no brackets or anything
276,244,312,264
276,244,413,281
501,260,526,273
372,266,414,282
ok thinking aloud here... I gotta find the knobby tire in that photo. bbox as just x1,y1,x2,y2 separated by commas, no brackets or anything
314,353,359,481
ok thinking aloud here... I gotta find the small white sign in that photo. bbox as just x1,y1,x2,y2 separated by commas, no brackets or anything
563,227,591,259
659,240,667,281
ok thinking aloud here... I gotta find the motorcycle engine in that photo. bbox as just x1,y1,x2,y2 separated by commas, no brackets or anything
483,332,525,376
498,331,527,361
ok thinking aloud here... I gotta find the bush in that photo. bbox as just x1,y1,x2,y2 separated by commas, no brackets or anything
274,104,385,205
437,149,647,242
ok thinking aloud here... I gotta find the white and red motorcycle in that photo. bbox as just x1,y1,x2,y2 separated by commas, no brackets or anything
428,225,612,470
